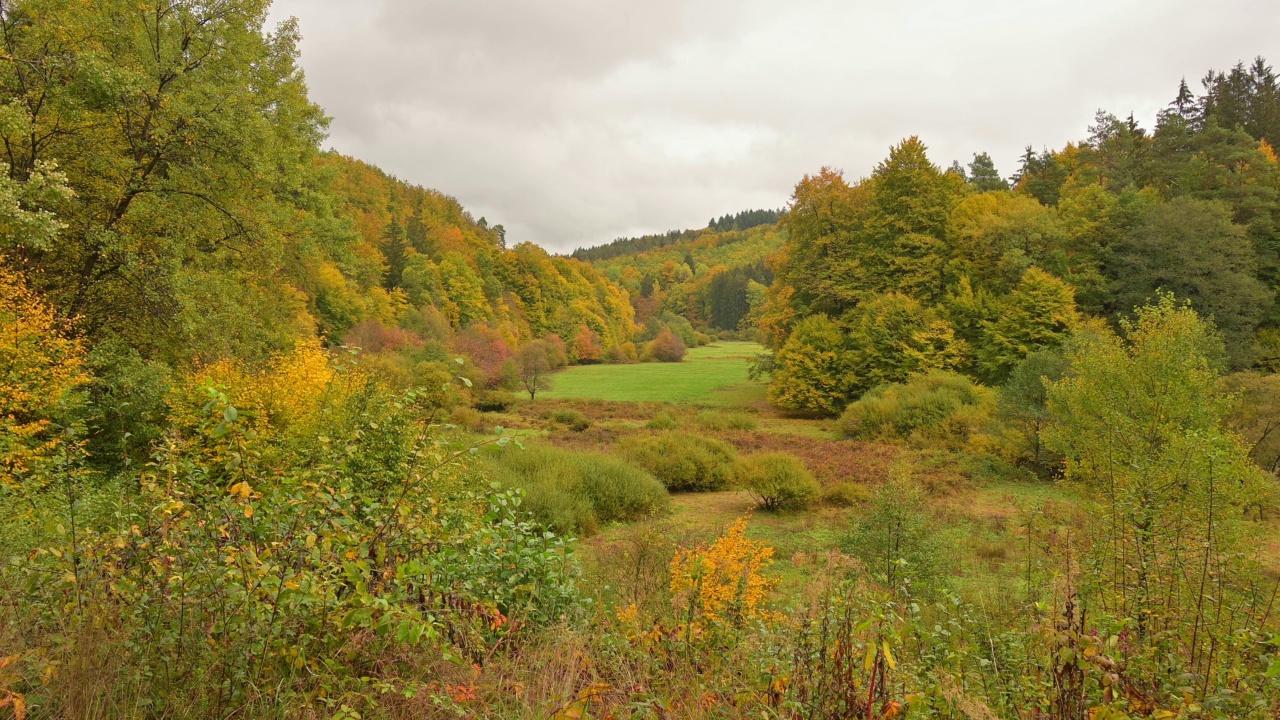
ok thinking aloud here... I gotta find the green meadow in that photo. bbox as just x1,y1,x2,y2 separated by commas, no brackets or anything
540,341,767,404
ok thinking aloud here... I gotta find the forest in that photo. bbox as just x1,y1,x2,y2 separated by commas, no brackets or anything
3,0,1280,718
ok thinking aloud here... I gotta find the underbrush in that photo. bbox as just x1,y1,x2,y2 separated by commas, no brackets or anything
617,431,738,492
0,346,583,719
483,443,668,535
839,371,996,450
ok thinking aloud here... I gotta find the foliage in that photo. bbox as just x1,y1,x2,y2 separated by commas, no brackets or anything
844,477,948,597
516,339,557,400
0,264,88,486
1109,196,1270,368
998,350,1071,470
821,481,871,507
1045,295,1271,687
1221,370,1280,476
617,432,738,492
484,444,668,535
643,329,687,362
669,518,777,628
766,315,856,416
734,453,820,510
839,372,997,452
645,411,680,430
547,408,591,432
0,347,582,718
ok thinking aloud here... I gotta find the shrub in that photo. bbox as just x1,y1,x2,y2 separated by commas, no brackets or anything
603,342,639,364
485,444,668,535
821,481,870,507
644,329,687,363
617,432,737,492
449,406,485,432
735,453,819,510
548,408,590,432
646,411,680,430
694,410,758,431
1,349,582,718
843,477,947,597
474,389,518,412
839,371,995,450
694,331,712,346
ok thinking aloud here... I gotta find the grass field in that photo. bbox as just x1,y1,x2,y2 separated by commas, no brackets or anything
540,341,767,405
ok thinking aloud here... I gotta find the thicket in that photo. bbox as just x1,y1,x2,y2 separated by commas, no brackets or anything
0,342,583,717
483,444,668,535
839,371,995,450
616,432,738,492
734,452,820,510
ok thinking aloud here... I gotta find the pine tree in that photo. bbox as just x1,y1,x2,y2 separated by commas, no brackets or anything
967,152,1009,192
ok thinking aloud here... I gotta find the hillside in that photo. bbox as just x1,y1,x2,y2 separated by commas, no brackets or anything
574,216,785,331
4,1,1280,718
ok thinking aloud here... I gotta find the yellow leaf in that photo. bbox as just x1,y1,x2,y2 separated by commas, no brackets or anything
883,640,896,670
244,504,254,519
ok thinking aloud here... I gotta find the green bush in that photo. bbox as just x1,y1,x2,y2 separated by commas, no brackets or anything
821,481,870,507
646,411,680,429
839,371,994,449
694,410,758,431
617,431,738,492
474,389,518,412
735,453,819,510
485,444,668,535
449,405,486,432
548,408,591,432
843,478,947,597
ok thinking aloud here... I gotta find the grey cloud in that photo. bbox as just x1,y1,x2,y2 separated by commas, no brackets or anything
270,0,1280,253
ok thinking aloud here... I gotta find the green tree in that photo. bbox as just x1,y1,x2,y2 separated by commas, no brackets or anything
766,315,855,416
1109,197,1271,368
1045,296,1267,652
997,350,1069,470
0,0,326,363
976,267,1078,383
516,339,555,400
966,152,1009,192
843,293,967,396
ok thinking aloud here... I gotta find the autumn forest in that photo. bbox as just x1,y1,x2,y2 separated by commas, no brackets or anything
4,1,1280,719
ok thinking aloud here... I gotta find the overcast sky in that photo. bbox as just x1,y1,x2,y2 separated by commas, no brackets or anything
268,0,1280,254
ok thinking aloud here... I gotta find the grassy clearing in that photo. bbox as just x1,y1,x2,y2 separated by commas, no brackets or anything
540,341,765,405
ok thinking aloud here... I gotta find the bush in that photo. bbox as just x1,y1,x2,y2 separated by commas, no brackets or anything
474,389,518,412
839,371,995,450
646,411,680,430
644,330,687,363
449,406,486,432
821,481,870,507
548,408,590,432
604,342,639,364
694,410,758,431
694,332,712,346
485,444,668,535
617,432,737,492
735,453,819,510
843,477,947,597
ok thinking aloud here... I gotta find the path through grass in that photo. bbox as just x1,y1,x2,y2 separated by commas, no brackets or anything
541,341,766,405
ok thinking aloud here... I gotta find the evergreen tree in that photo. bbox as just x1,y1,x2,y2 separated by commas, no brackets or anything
967,152,1009,192
382,216,409,289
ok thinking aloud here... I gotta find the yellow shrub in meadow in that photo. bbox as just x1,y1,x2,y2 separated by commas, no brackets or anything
670,518,777,628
